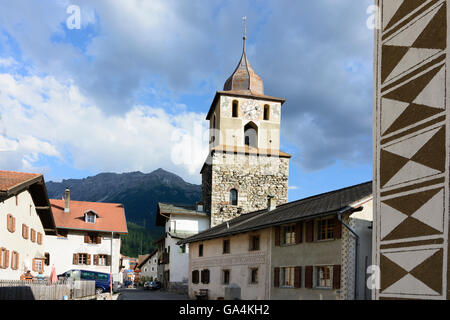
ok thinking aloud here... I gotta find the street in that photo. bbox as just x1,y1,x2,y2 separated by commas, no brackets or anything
117,287,189,300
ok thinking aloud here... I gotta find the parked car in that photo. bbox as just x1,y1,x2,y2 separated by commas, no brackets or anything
145,281,161,290
58,269,113,295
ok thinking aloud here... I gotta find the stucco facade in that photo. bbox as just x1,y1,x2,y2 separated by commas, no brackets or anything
188,229,271,300
44,231,122,281
0,190,50,280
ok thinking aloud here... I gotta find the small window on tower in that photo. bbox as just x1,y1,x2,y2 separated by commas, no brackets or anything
264,104,270,120
230,189,238,206
232,100,239,118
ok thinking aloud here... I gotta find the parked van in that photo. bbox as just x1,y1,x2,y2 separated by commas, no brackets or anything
58,269,111,295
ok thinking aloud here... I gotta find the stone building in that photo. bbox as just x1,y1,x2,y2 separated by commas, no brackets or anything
179,181,373,300
201,34,291,227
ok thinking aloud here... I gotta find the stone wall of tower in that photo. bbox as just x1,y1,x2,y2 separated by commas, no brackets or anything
207,152,289,227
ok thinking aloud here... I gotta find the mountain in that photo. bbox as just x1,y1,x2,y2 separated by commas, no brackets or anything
45,168,202,256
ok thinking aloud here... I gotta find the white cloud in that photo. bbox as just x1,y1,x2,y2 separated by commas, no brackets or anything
0,72,209,182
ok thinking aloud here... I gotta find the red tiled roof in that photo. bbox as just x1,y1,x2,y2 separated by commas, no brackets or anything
0,170,41,192
50,199,128,234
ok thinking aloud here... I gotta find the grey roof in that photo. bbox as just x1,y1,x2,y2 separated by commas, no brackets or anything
178,181,372,244
156,202,207,227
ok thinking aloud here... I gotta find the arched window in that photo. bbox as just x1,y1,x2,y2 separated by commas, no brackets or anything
232,100,239,118
244,122,258,148
264,104,270,120
230,189,238,206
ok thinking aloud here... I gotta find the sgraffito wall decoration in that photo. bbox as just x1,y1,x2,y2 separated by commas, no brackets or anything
374,0,448,299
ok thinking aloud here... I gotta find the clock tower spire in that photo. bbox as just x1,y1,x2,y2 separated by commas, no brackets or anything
201,24,291,227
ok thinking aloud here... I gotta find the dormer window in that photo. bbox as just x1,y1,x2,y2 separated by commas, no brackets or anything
84,211,97,224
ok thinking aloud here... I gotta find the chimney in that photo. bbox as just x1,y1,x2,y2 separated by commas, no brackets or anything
267,195,276,212
64,188,70,213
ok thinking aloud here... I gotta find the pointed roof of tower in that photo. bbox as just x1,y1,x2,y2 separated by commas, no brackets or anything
223,35,264,95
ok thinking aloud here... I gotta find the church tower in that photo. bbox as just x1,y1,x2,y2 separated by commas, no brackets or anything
201,31,290,227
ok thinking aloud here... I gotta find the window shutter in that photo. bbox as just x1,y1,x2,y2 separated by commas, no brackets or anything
333,265,341,289
5,251,10,269
295,222,303,244
84,234,90,243
274,226,281,246
305,266,313,288
206,269,210,284
73,253,78,265
12,217,15,233
305,221,314,242
334,217,342,239
106,255,111,266
97,235,102,244
0,249,3,269
273,267,280,288
294,266,302,288
7,214,12,232
86,254,91,265
93,254,99,266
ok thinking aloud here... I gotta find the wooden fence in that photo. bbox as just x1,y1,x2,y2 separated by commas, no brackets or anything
0,279,95,300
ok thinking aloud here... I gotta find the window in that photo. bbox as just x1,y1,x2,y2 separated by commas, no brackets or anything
222,270,230,285
85,233,101,244
81,271,95,280
6,214,15,233
33,258,44,273
223,239,230,254
264,104,270,120
85,213,96,223
201,269,210,284
199,244,203,257
97,254,109,266
180,244,186,254
280,267,295,287
11,251,19,270
22,224,29,239
250,268,258,284
282,224,296,245
249,235,260,251
44,253,50,266
317,218,335,240
244,122,258,148
76,253,91,265
232,100,239,118
230,189,238,206
95,273,108,281
30,229,36,243
192,270,199,284
316,266,332,288
37,232,43,245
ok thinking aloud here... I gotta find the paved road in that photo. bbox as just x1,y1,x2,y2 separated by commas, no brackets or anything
117,288,189,300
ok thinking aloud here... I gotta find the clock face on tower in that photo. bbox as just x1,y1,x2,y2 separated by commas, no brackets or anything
242,100,261,120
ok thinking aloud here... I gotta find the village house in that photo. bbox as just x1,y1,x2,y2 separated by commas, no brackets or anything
154,202,210,293
44,188,128,285
136,249,158,282
179,181,373,300
0,171,57,280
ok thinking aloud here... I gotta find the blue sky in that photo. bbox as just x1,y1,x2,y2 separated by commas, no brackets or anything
0,0,374,201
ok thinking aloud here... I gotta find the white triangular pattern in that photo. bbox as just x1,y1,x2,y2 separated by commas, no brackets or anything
385,48,440,82
383,0,405,29
413,67,446,109
381,98,410,134
383,127,440,159
383,273,439,295
383,249,439,272
380,202,408,239
411,189,444,232
385,6,441,47
385,160,441,187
